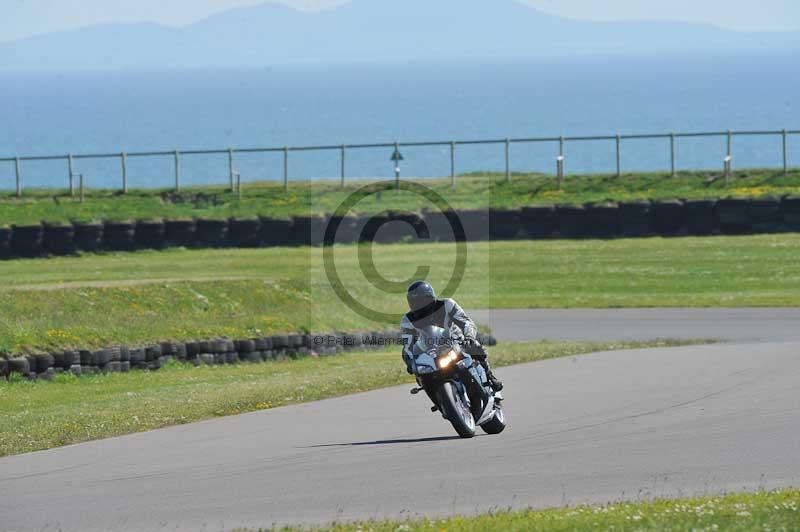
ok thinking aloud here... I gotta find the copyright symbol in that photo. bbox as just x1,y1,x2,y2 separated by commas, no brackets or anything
313,336,324,346
323,180,467,324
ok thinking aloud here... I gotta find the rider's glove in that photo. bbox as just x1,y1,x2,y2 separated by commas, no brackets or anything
406,364,414,375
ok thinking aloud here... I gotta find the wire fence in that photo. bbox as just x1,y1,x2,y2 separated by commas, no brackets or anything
1,128,797,196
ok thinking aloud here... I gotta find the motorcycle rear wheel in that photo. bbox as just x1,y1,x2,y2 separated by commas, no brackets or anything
436,381,476,438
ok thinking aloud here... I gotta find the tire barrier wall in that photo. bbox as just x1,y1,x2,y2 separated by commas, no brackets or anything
2,197,800,259
0,331,498,380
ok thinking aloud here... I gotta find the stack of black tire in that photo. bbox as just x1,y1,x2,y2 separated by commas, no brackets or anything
749,197,783,233
1,196,800,262
228,218,262,248
458,209,491,241
43,224,76,255
0,226,12,259
195,219,229,247
716,198,751,234
73,222,104,252
260,217,292,247
422,210,469,242
618,202,653,237
585,204,621,238
490,209,522,240
135,220,166,249
685,200,717,235
325,215,360,245
556,205,586,238
103,221,136,251
363,211,425,244
289,216,329,246
652,200,685,236
784,197,800,231
164,219,196,248
0,328,501,381
10,224,44,257
520,206,556,239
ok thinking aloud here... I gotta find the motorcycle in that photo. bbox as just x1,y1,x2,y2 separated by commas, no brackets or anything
410,325,506,438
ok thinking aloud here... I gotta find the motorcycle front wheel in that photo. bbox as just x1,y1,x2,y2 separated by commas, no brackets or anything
436,381,476,438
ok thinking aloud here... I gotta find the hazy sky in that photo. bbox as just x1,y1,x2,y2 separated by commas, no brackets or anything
1,0,798,43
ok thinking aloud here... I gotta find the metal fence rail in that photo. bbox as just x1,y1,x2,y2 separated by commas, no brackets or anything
1,128,797,196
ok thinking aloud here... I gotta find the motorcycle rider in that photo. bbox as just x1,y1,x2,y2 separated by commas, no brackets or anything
401,280,503,391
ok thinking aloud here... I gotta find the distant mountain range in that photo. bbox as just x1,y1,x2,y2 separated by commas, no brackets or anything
1,0,798,68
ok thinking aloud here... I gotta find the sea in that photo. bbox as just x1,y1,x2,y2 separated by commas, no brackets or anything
1,51,798,190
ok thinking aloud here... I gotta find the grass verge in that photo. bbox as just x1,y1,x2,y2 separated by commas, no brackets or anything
253,490,800,532
0,169,797,224
0,340,705,457
0,235,798,356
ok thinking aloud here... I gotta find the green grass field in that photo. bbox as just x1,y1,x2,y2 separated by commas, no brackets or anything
257,490,800,532
1,168,797,225
0,340,703,457
1,234,798,356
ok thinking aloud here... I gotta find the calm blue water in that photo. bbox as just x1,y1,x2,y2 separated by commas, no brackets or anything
1,52,798,190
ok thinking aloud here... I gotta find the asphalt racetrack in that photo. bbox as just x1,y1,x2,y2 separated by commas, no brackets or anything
1,309,799,531
470,308,800,343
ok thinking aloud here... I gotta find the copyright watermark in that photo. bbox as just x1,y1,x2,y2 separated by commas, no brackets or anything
312,334,404,347
321,180,469,324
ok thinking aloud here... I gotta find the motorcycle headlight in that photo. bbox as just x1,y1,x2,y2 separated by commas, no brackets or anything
416,365,435,375
437,350,458,369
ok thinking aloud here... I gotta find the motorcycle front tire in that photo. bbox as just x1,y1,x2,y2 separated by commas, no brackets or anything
436,381,476,438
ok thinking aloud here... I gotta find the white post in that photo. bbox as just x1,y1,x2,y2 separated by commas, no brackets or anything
670,133,676,177
557,155,564,190
68,154,75,195
228,148,234,190
450,141,456,188
15,157,21,197
174,150,181,192
340,145,346,189
724,155,732,187
783,129,788,176
394,142,401,191
504,138,511,182
727,130,733,172
283,147,289,193
121,152,128,194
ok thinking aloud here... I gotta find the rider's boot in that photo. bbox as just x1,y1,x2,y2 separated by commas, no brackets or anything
479,358,503,392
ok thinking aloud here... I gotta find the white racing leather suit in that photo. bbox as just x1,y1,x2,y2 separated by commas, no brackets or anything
400,298,486,373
